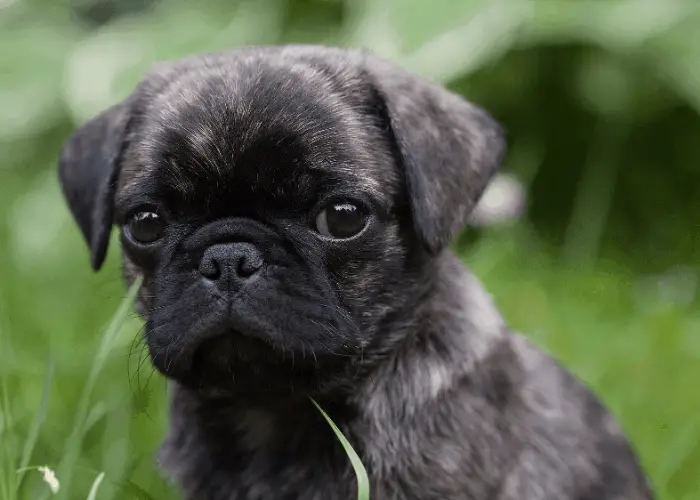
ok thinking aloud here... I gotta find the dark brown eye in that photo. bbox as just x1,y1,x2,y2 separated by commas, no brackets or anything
127,211,165,244
315,202,367,239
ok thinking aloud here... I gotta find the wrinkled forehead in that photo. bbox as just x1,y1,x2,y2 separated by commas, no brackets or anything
116,66,398,215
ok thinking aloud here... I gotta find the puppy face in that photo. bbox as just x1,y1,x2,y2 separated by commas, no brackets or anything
58,46,505,395
115,53,407,393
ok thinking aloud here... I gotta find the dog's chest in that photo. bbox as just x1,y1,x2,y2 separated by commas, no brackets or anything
159,398,363,500
169,452,357,500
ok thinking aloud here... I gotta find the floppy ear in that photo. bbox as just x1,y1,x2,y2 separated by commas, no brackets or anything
58,101,132,271
365,55,506,254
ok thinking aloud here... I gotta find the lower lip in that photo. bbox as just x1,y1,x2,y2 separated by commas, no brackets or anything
192,329,275,364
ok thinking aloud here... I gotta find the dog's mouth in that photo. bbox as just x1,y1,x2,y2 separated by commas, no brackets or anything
191,329,278,369
179,329,327,393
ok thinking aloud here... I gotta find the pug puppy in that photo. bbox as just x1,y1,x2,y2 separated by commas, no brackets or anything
58,45,653,500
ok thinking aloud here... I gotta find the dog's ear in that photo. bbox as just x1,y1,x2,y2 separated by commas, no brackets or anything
58,101,133,271
365,56,506,254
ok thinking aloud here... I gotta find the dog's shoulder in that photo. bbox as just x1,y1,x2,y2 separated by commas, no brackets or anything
495,333,654,498
354,254,653,498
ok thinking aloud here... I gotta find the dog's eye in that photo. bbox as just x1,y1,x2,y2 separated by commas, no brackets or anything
127,211,165,244
315,202,367,239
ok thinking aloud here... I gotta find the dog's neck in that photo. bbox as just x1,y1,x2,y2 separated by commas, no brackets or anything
159,251,508,496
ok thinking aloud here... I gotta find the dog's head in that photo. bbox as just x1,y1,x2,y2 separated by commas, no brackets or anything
58,46,505,395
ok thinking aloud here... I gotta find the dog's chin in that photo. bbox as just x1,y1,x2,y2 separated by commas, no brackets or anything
193,331,278,368
152,330,354,396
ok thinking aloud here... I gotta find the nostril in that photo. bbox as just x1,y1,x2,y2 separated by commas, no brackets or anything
199,255,221,280
237,252,263,278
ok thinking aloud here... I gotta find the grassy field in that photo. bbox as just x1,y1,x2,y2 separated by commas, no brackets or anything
2,0,700,499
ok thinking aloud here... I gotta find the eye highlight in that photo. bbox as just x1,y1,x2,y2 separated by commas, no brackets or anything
126,210,166,244
315,201,367,239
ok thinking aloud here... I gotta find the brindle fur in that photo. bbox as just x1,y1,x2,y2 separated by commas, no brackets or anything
58,45,654,499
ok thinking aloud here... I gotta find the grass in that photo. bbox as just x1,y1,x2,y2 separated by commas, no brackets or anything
312,398,371,500
50,278,142,500
0,279,142,500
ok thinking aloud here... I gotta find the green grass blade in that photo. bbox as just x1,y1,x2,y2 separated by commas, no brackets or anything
16,356,53,492
311,398,370,500
83,403,107,438
0,441,14,500
51,277,143,500
85,472,105,500
0,362,17,500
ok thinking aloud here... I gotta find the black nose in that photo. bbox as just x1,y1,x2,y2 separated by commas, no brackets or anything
198,242,263,287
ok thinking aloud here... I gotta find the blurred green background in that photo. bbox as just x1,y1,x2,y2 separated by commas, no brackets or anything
1,0,699,498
